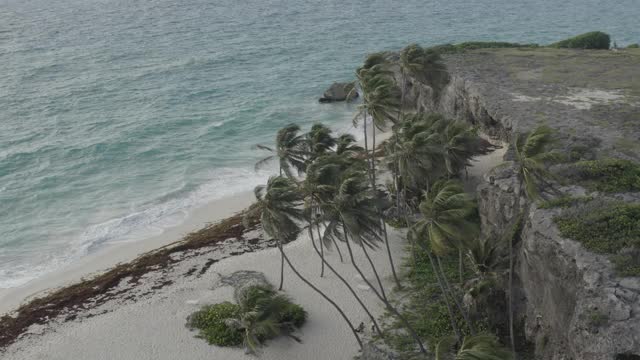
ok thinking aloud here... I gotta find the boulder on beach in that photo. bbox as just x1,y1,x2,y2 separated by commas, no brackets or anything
319,82,358,103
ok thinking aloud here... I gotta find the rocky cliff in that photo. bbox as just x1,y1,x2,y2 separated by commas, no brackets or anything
402,48,640,359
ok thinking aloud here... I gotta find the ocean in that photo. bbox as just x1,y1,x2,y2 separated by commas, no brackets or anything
0,0,638,288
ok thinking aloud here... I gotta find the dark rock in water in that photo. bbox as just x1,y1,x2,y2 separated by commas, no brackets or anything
319,82,358,103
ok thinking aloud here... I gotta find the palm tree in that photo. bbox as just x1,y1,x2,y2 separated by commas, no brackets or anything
436,334,513,360
335,133,364,158
412,180,479,337
255,124,309,178
507,125,554,353
305,221,384,338
513,125,555,200
307,123,336,161
442,121,480,178
322,171,427,354
246,176,363,348
354,68,403,289
399,44,449,100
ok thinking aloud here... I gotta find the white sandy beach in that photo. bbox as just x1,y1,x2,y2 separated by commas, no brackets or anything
1,127,505,360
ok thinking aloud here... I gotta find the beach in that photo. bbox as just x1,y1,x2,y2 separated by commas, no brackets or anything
0,127,505,359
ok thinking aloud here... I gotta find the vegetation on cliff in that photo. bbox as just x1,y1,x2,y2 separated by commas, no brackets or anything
551,31,611,49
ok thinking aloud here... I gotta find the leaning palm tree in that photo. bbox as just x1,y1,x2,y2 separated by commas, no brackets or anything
300,161,384,337
413,180,479,337
307,123,336,161
442,121,480,178
255,124,309,178
513,125,555,200
245,176,363,348
507,125,554,353
335,133,364,158
436,334,513,360
355,68,403,289
399,44,449,100
322,170,427,354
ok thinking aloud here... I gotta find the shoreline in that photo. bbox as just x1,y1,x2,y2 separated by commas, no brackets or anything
0,124,505,358
0,190,255,315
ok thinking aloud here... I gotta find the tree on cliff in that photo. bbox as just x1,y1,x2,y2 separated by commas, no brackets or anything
410,180,479,340
507,125,555,354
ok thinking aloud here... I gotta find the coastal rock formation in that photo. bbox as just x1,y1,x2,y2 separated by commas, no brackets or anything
319,82,358,103
400,48,640,359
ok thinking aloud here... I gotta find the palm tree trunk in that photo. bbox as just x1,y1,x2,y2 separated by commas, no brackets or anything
362,112,373,184
308,226,383,338
436,256,476,335
319,225,325,277
278,241,285,291
458,249,464,283
342,221,426,354
317,222,344,263
418,242,462,342
278,241,363,349
360,241,387,301
382,221,402,290
402,183,418,267
371,123,376,188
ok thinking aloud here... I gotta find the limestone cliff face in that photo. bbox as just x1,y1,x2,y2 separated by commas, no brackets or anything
398,49,640,359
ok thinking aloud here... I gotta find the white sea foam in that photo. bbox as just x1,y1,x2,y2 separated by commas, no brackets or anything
0,166,272,289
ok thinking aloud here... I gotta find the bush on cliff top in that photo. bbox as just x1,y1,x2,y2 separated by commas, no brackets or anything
551,31,611,49
558,158,640,193
430,42,538,54
554,200,640,276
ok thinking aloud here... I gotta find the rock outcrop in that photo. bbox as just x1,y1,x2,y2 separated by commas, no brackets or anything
400,48,640,359
319,82,358,103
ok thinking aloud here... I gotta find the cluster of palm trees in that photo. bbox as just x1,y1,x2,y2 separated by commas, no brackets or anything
245,44,554,358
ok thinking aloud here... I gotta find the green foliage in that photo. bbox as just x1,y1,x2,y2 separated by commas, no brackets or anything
551,31,611,49
514,126,556,200
611,251,640,277
186,302,243,346
586,309,609,328
386,250,485,354
387,217,408,229
554,201,640,276
436,334,513,360
430,42,538,54
187,285,308,352
539,195,593,209
560,159,640,193
282,303,307,328
628,43,640,49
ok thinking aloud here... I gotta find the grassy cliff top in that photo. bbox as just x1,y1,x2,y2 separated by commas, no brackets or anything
445,48,640,160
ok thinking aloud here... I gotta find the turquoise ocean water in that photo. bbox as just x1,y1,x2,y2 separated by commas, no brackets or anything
0,0,638,288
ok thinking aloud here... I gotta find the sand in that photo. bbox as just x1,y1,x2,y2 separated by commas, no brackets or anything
1,126,505,360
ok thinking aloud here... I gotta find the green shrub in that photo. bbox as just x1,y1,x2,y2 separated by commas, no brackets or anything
627,43,640,49
539,195,593,209
187,302,243,346
559,158,640,193
554,201,640,276
551,31,611,49
282,303,307,328
555,201,640,253
430,42,537,54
